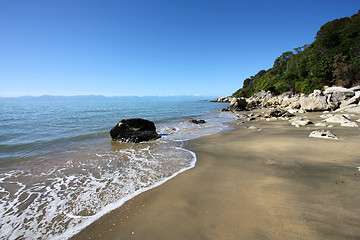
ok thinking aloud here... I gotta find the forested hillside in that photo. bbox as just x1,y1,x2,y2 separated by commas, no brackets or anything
233,10,360,98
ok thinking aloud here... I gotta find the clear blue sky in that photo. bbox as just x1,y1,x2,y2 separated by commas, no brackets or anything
0,0,359,97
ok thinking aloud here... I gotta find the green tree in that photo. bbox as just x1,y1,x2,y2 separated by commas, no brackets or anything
232,10,360,98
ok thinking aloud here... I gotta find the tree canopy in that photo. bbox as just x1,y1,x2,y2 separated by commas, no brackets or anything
233,10,360,98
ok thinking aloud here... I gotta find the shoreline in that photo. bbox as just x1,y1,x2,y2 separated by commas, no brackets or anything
0,98,232,240
71,108,360,240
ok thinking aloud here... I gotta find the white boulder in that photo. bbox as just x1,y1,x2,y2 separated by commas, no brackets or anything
324,86,355,109
289,117,312,127
323,114,358,127
340,91,360,108
299,95,328,111
309,130,338,140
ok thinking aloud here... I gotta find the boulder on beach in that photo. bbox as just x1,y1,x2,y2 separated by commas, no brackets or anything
269,109,295,118
299,91,329,111
324,86,357,110
269,110,284,117
309,130,338,140
322,114,358,127
324,114,351,124
228,98,247,111
324,86,355,101
110,118,161,143
289,117,312,127
340,92,360,108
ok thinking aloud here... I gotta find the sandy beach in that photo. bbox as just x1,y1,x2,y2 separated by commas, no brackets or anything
72,110,360,240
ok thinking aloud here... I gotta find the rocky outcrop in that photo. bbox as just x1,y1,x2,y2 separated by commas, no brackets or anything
339,91,360,108
216,86,360,142
220,85,360,113
246,90,274,109
228,98,247,111
211,97,233,102
324,86,355,109
110,118,161,143
215,85,360,134
299,91,329,111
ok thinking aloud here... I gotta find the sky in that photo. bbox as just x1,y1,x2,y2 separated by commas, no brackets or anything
0,0,359,97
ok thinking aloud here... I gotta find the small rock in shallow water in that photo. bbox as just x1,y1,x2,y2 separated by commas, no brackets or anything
189,119,206,124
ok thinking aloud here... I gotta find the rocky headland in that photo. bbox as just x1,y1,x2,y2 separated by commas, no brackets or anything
215,85,360,139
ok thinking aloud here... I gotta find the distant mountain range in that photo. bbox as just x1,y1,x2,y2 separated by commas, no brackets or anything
0,95,216,100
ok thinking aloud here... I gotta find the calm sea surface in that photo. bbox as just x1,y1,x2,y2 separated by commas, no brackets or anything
0,96,233,239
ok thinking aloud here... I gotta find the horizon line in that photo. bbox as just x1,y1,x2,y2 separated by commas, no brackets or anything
0,94,224,98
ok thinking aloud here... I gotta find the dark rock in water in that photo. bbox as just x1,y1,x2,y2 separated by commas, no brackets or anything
189,119,206,124
110,118,161,143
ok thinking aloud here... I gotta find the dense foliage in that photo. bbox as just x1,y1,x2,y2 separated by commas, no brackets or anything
233,11,360,98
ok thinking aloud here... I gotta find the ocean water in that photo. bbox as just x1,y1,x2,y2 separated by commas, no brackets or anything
0,96,233,239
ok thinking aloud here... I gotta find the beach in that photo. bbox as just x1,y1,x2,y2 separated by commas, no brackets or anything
72,109,360,240
1,3,359,239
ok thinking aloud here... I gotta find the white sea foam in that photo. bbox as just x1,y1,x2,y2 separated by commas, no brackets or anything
0,110,235,239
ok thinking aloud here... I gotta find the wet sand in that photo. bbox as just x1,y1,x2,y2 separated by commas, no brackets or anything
72,111,360,240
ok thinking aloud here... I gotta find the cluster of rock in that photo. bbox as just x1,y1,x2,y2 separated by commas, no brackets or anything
217,85,360,140
216,85,360,114
211,96,233,103
241,108,360,128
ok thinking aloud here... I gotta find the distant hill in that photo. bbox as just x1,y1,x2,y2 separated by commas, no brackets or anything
0,95,215,101
0,95,107,100
233,10,360,98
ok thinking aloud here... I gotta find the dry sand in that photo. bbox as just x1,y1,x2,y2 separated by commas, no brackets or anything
72,110,360,240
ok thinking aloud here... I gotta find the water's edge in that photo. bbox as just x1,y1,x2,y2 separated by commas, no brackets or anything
62,143,198,240
0,98,235,239
65,123,237,239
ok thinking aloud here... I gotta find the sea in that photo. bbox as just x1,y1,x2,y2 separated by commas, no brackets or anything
0,96,235,240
